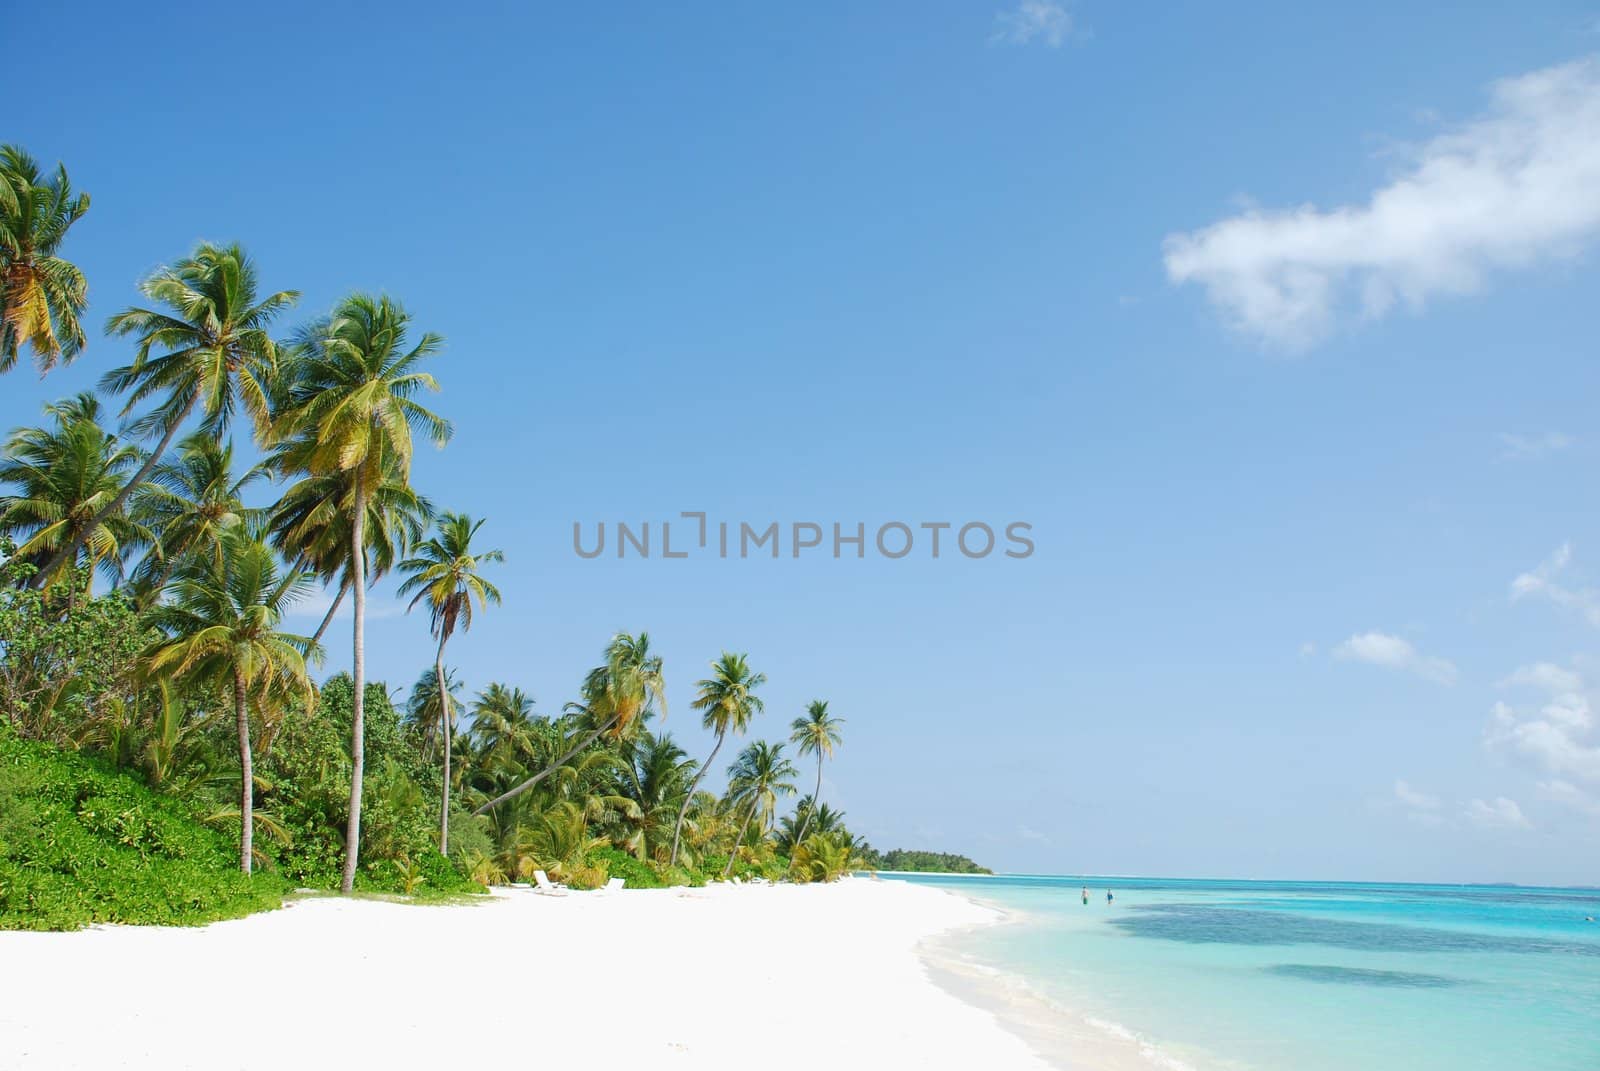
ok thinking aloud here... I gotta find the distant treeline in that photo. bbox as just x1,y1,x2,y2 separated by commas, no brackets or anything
858,847,991,874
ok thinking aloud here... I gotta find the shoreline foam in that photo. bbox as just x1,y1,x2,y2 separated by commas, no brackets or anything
914,886,1207,1071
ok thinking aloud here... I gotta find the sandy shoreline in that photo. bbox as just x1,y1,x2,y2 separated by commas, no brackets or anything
0,879,1061,1070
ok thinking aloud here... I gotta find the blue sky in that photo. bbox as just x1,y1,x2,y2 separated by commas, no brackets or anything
8,1,1600,884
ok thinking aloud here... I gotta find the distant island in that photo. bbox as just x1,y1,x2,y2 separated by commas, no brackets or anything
858,847,992,874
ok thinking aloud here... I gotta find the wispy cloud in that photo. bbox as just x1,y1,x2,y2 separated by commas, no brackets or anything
1163,56,1600,349
1394,779,1440,810
1497,431,1574,461
1486,662,1600,790
992,1,1072,47
1332,631,1458,685
285,588,406,625
1394,779,1444,826
1537,778,1600,816
1510,544,1600,626
1464,796,1531,829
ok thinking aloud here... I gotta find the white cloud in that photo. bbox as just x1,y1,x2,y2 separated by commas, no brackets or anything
1332,631,1458,684
1464,796,1532,829
992,1,1072,47
1497,431,1574,460
1499,661,1584,695
1394,779,1440,810
285,587,406,625
1486,662,1600,787
1538,778,1600,816
1163,56,1600,349
1510,543,1600,625
1394,780,1444,826
1017,825,1048,841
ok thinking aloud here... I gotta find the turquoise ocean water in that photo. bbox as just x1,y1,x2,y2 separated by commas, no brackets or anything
886,874,1600,1071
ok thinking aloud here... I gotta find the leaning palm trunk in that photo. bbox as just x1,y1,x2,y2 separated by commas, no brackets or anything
340,472,368,894
435,631,452,854
792,758,824,849
310,577,350,646
723,803,758,879
669,733,723,865
31,393,198,589
233,668,253,875
470,714,618,815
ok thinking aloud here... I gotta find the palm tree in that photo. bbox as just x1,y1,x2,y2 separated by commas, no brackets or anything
266,453,430,646
610,731,698,862
128,432,264,607
397,512,502,853
669,652,765,865
787,699,844,849
0,146,89,374
472,632,664,816
145,529,317,873
32,243,297,587
0,394,148,593
471,683,542,775
722,740,797,878
273,294,450,894
778,799,847,854
403,664,464,759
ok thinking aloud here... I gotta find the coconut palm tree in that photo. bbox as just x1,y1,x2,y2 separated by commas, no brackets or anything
0,146,89,374
610,731,697,862
472,632,664,816
128,432,265,607
403,665,464,759
32,244,297,587
471,683,542,775
0,394,148,592
272,294,450,893
396,512,502,853
778,799,847,854
787,699,844,849
145,529,317,873
722,740,797,878
669,652,765,865
265,451,431,646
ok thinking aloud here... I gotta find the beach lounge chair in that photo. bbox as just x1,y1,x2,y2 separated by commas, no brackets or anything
600,877,624,893
532,870,567,896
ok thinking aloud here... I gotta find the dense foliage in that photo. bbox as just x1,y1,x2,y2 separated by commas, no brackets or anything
0,726,286,930
855,848,993,874
0,143,988,930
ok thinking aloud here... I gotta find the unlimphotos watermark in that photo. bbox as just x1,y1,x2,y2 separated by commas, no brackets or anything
572,513,1034,560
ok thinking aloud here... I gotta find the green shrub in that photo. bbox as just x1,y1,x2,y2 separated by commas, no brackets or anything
0,729,286,931
588,846,667,888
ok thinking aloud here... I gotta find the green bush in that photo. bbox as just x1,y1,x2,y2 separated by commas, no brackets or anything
699,852,788,883
0,728,286,930
261,675,480,896
588,846,668,888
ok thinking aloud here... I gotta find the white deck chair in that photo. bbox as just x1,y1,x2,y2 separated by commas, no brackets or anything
532,869,567,896
601,877,625,893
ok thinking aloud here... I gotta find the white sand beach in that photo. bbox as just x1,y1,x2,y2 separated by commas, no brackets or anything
0,879,1058,1071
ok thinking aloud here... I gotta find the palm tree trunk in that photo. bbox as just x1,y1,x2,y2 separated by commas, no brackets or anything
435,630,452,855
470,714,618,816
233,668,253,875
669,732,723,865
723,802,757,879
339,469,368,895
310,577,350,647
31,393,198,589
792,758,823,850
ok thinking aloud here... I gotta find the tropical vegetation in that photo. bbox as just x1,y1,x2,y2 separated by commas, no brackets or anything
0,144,984,931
